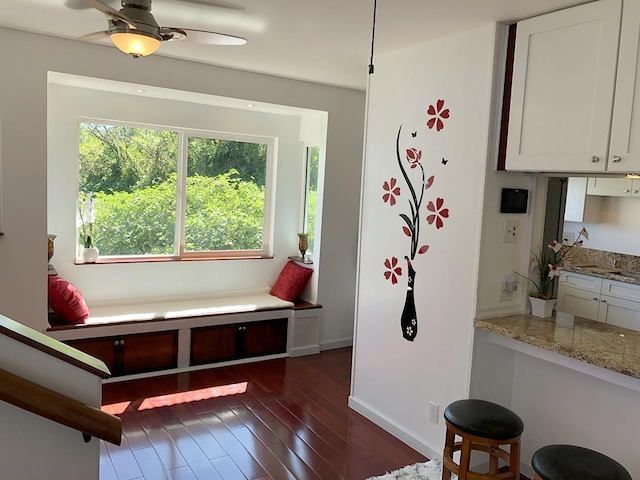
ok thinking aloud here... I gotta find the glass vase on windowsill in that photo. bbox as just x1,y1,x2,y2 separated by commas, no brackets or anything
81,247,99,263
79,192,99,263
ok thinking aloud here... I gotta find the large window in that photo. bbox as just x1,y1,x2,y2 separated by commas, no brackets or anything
78,121,275,260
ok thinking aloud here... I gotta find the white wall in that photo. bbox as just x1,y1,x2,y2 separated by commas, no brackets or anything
350,24,499,457
566,196,640,256
0,27,364,350
476,171,537,317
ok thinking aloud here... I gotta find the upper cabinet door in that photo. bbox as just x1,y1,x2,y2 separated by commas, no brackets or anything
587,176,633,196
609,0,640,172
506,0,621,172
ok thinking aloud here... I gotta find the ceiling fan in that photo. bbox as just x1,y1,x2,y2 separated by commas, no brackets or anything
73,0,247,58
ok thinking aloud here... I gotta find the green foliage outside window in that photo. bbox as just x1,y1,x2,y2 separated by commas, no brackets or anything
79,123,268,256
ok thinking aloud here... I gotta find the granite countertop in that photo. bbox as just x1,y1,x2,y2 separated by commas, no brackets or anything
474,314,640,380
561,265,640,286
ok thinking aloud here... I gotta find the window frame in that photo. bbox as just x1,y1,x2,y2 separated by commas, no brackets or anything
77,118,277,262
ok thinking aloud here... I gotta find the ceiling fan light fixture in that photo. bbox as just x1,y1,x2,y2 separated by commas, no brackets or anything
110,31,161,57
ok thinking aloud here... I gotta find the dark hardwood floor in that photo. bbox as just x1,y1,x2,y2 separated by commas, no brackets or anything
101,347,428,480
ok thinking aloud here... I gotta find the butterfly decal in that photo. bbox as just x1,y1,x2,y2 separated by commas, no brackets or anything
442,158,448,165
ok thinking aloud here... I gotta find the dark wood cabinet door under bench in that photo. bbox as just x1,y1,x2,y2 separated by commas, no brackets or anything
190,318,288,366
66,330,178,376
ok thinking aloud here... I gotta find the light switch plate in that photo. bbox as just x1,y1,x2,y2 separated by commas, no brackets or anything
502,220,519,243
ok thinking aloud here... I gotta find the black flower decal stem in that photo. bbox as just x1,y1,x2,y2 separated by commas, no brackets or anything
396,125,425,261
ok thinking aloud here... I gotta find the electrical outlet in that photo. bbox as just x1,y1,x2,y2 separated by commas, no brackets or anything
499,282,511,302
429,402,439,424
502,220,519,243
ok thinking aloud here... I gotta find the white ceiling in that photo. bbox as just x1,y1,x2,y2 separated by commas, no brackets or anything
1,0,589,90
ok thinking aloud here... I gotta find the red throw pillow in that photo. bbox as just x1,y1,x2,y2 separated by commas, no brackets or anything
270,261,313,302
48,275,90,324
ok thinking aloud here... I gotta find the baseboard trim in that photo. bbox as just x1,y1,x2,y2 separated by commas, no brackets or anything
476,304,522,319
348,395,441,461
320,337,353,351
289,345,320,357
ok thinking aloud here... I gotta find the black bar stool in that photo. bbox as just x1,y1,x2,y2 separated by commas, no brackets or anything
442,399,524,480
532,444,632,480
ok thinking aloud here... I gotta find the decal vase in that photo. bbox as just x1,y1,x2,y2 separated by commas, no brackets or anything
529,296,556,318
82,247,99,264
401,257,417,341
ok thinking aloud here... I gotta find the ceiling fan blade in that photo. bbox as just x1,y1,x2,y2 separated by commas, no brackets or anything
64,0,117,9
78,30,111,42
162,27,247,45
173,0,245,11
82,0,138,29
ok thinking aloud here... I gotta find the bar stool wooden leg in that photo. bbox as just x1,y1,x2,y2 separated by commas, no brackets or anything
489,447,499,475
442,425,455,480
510,440,520,478
458,436,472,480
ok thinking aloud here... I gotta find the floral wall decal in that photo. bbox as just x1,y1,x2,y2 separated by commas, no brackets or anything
384,257,402,285
426,99,450,131
382,178,401,206
382,99,451,341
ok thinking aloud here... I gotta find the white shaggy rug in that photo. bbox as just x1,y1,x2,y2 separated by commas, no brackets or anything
366,458,457,480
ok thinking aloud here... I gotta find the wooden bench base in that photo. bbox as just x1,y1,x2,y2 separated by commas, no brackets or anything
47,293,322,378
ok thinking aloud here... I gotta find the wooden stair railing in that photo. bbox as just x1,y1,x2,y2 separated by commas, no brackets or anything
0,368,122,445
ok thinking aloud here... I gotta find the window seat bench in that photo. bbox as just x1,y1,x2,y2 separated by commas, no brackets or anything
46,290,322,379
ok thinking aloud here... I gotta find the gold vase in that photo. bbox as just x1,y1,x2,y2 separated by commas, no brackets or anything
297,233,309,260
47,234,57,262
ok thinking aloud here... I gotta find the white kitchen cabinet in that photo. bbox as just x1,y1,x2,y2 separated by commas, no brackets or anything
564,177,601,222
506,0,621,172
587,177,640,197
557,284,601,321
597,295,640,330
557,272,640,330
608,0,640,172
559,271,602,294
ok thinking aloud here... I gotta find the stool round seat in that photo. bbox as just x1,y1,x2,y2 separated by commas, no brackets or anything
532,445,632,480
442,399,523,480
444,399,524,440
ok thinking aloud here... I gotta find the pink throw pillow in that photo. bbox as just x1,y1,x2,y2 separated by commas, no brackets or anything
48,275,90,324
270,261,313,302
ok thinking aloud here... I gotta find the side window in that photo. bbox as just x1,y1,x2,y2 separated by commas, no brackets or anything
303,146,319,254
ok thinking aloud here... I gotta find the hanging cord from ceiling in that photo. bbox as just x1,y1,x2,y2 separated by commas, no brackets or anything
369,0,377,74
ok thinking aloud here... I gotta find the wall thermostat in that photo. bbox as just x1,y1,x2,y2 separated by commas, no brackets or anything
500,188,529,214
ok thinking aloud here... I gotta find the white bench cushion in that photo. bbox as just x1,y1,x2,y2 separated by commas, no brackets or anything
83,293,294,326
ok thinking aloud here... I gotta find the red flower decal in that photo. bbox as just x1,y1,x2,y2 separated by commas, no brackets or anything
406,148,422,169
382,177,401,206
426,197,449,229
384,257,402,284
426,99,450,132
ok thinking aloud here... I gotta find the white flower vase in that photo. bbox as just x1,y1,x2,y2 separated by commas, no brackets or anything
529,296,556,318
82,247,99,263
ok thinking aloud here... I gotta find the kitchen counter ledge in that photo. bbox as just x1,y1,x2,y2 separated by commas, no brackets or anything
475,313,640,382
